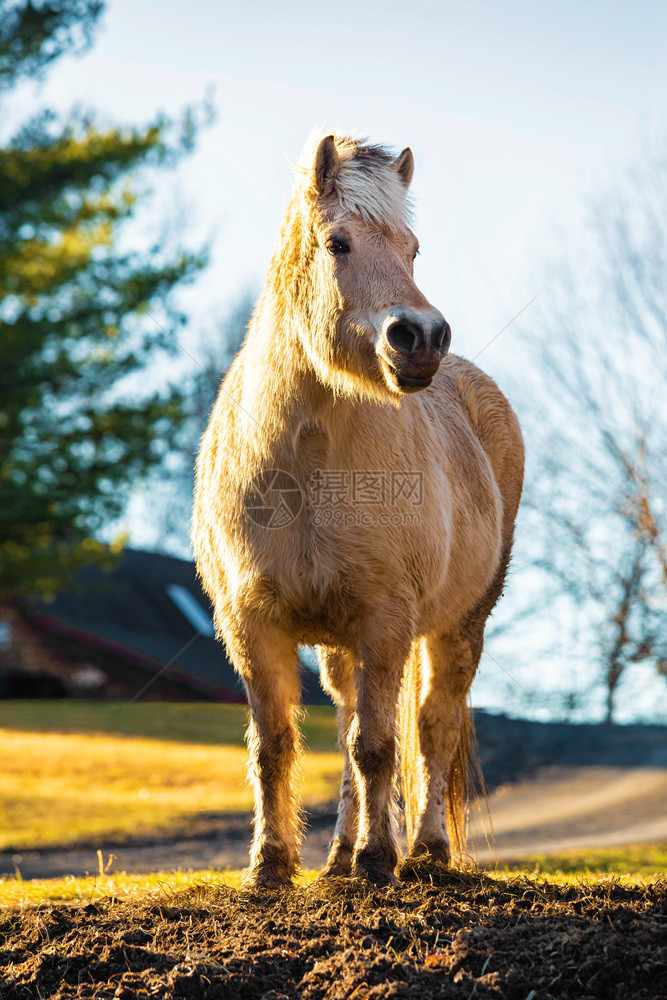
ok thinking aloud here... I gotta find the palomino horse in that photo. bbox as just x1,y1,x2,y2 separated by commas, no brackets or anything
193,132,524,888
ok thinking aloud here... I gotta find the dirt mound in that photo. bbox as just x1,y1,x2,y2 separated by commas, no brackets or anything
1,868,665,999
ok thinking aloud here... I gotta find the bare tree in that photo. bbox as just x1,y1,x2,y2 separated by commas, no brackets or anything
514,142,667,723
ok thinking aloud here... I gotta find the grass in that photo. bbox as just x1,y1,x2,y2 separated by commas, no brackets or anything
503,841,667,879
1,843,664,908
1,702,664,910
0,865,320,908
0,702,340,851
0,701,338,750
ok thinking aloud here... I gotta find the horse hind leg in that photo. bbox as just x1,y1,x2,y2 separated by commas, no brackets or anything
408,627,479,864
408,545,513,865
318,647,358,878
226,622,302,889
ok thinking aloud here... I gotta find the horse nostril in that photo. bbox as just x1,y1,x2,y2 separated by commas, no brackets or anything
385,320,421,355
431,319,451,352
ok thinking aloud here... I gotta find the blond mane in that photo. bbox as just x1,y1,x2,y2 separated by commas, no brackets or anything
295,130,413,231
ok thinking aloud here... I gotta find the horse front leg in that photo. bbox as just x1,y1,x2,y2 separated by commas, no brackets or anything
349,638,409,885
227,622,302,889
318,648,358,877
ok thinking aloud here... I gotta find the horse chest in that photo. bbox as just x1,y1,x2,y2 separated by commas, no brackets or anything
274,503,447,643
236,408,474,640
250,521,376,643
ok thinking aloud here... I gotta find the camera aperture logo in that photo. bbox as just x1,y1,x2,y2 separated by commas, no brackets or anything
245,469,304,528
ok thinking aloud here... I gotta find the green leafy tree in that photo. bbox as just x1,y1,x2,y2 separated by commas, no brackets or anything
0,0,102,88
0,1,205,597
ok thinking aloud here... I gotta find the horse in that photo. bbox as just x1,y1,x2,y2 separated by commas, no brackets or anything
192,132,524,888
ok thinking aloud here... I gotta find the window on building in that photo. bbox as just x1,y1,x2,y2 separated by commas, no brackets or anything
165,585,216,637
0,619,12,650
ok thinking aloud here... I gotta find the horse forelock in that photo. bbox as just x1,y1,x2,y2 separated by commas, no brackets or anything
295,130,413,232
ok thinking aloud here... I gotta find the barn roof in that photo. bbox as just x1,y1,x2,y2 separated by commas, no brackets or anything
21,548,330,705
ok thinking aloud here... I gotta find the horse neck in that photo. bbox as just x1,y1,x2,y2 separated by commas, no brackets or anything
237,200,373,455
239,297,339,450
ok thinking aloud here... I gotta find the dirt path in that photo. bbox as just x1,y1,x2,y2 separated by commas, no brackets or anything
3,763,666,880
473,763,667,862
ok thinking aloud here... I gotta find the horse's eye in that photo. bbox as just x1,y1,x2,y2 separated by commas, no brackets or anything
327,238,350,256
412,248,420,261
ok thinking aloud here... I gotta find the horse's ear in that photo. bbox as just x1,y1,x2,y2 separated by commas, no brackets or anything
394,147,414,189
313,135,340,196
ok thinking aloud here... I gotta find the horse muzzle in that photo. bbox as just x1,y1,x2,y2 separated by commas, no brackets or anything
376,308,451,394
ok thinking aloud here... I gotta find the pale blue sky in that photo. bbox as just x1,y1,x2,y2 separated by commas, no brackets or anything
17,0,667,374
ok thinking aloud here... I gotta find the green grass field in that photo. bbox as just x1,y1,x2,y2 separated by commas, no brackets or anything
0,702,340,850
502,842,667,879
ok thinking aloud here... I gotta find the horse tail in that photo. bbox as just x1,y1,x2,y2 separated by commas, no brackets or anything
446,704,487,861
399,639,488,862
399,640,422,847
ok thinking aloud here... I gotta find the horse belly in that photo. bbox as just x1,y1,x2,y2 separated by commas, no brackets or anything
420,483,503,632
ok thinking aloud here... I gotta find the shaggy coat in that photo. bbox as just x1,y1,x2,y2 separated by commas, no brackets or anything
193,132,524,887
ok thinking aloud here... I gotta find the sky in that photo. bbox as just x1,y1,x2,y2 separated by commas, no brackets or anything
21,0,667,372
11,0,667,721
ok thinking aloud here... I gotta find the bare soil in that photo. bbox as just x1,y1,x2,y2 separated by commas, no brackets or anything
1,864,665,1000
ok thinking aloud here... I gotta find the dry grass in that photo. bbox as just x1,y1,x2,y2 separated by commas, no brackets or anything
0,702,340,850
0,865,321,908
1,843,664,909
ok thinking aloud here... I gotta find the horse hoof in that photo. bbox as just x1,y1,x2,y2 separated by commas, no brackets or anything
318,859,352,881
318,840,354,880
352,845,399,887
352,861,399,887
241,866,294,890
242,845,297,890
409,838,451,865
